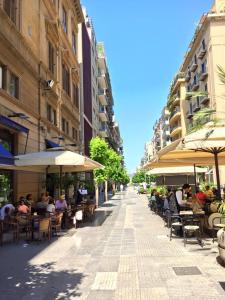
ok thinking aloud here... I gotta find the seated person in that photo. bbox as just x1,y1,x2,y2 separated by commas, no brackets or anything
205,185,214,199
0,203,15,220
175,184,191,208
36,193,48,209
17,198,30,214
47,198,55,215
195,188,206,207
55,195,68,211
76,185,86,205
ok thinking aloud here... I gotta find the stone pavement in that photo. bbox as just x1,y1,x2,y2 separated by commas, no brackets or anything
1,188,225,299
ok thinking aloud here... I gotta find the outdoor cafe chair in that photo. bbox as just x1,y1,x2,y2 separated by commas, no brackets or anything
212,216,225,243
16,215,32,241
182,216,203,247
1,217,19,244
51,213,63,236
33,217,51,241
170,215,183,241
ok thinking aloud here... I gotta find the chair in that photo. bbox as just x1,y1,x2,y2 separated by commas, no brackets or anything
2,217,19,243
16,215,32,240
170,215,183,241
212,216,225,243
33,218,51,241
51,213,63,236
182,216,203,247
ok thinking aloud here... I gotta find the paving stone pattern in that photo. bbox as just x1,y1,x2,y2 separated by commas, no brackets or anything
1,189,225,299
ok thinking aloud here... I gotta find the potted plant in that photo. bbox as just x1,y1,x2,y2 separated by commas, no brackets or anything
217,202,225,261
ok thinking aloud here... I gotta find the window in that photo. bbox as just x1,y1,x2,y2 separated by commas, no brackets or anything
4,0,17,25
0,65,6,90
47,104,57,125
62,64,70,95
48,42,55,74
62,117,66,132
194,54,197,64
62,7,67,33
72,127,78,140
9,72,19,99
202,39,206,50
47,104,52,122
72,32,76,54
73,84,79,108
205,84,208,92
62,118,69,134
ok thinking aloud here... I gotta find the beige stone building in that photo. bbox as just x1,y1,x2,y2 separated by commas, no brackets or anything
149,0,225,184
0,0,83,202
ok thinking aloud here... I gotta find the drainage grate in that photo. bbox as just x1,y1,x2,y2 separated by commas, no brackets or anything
173,266,202,276
219,282,225,291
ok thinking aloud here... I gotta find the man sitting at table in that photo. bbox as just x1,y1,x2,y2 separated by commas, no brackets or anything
55,195,67,211
176,184,191,208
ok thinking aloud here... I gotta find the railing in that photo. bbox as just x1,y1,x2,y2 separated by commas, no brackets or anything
99,106,107,114
170,123,181,133
170,107,181,118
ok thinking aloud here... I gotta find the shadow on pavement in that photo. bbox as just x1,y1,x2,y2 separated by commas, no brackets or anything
0,242,85,299
79,210,113,228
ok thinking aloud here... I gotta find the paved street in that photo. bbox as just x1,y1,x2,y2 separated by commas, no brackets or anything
1,188,225,300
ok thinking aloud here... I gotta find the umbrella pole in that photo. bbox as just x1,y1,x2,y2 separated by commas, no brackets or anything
194,164,197,192
59,165,63,196
214,152,221,199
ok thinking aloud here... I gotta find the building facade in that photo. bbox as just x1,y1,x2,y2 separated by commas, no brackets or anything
0,0,83,202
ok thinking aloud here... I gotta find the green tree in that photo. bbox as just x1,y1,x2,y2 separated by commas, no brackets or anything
132,170,146,184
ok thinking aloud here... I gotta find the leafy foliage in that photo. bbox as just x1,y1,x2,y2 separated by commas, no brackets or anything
89,137,129,185
132,170,146,184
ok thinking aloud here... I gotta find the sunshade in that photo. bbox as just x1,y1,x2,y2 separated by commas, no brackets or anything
145,127,225,198
14,149,103,173
147,166,207,175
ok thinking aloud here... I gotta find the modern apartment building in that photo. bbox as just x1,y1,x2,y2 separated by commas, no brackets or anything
181,2,225,131
152,120,162,156
160,107,171,148
0,0,83,201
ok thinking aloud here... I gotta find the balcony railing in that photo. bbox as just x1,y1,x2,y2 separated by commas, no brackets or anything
170,123,181,133
185,72,191,82
190,61,198,72
200,95,210,105
170,107,181,119
192,102,201,112
186,110,193,119
199,69,208,81
198,45,207,59
191,80,199,91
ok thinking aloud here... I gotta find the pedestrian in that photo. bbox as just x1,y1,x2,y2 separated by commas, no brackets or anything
120,184,124,192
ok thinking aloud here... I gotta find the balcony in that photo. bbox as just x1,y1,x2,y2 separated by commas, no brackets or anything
190,62,198,72
98,89,108,105
198,46,207,59
99,123,109,138
173,94,180,106
191,80,199,91
200,95,210,105
98,71,107,89
169,107,181,124
185,72,191,82
170,124,182,137
99,106,108,122
193,102,201,112
186,111,193,119
185,92,192,100
199,69,208,81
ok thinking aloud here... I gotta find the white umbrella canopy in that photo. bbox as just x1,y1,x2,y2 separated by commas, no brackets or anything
147,166,207,176
14,149,103,173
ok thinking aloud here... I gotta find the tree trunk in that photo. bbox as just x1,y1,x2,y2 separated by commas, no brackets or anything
95,183,99,208
105,180,108,202
112,183,116,195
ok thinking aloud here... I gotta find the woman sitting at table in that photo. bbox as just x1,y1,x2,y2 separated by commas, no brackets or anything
55,194,67,211
47,197,55,215
17,198,30,214
195,188,206,207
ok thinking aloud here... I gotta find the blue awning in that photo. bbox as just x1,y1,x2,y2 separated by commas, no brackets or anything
0,115,29,134
0,144,14,165
46,139,60,149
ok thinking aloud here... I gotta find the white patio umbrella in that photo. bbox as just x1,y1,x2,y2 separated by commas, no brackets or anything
146,166,208,175
14,149,103,194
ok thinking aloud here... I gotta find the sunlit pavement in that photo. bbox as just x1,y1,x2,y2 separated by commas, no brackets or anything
1,188,225,299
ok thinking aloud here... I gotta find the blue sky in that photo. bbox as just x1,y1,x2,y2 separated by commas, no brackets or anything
82,0,213,173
